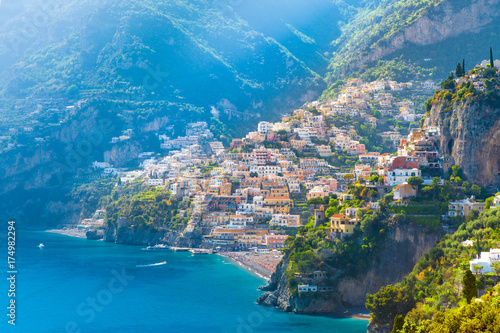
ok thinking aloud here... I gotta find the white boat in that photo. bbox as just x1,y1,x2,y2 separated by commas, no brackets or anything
145,244,172,252
38,243,44,248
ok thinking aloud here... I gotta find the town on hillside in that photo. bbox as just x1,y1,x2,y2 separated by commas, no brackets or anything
76,72,500,253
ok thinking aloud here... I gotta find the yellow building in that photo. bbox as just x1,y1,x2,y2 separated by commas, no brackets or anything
207,185,220,195
264,196,293,207
201,212,230,227
237,229,268,246
269,187,289,198
330,214,359,235
220,183,232,195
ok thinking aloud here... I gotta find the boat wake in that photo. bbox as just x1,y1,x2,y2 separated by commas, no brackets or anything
136,261,167,267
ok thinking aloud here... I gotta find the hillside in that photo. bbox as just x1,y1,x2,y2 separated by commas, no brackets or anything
365,207,500,332
0,0,340,120
1,0,500,229
424,65,500,188
323,0,500,96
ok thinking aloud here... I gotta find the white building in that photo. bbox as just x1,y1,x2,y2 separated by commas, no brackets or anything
387,168,421,186
448,198,485,217
258,121,272,135
298,284,317,293
493,194,500,208
270,214,301,227
249,165,282,177
148,178,165,186
228,215,254,229
469,249,500,274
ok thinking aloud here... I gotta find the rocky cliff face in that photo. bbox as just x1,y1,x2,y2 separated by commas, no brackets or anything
104,223,204,247
425,99,500,187
349,0,500,72
258,223,442,314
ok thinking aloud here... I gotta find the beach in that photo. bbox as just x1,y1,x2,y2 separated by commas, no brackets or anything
219,251,283,280
46,228,87,238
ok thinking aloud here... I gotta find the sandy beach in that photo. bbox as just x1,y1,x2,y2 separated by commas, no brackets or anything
46,228,87,239
219,251,283,280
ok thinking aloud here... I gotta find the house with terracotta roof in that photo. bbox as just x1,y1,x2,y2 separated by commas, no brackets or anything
393,183,417,200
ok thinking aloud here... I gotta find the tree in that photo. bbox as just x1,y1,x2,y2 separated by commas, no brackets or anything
307,197,324,206
462,59,466,75
441,73,456,91
391,315,404,333
325,206,337,218
475,238,482,258
485,197,494,210
463,269,478,303
485,78,496,92
366,284,415,326
455,63,463,77
343,174,355,184
407,176,423,187
473,265,483,276
490,47,495,68
492,262,500,275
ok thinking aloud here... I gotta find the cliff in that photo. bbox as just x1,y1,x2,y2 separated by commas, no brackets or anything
349,0,500,72
425,98,500,187
104,223,205,247
257,223,442,314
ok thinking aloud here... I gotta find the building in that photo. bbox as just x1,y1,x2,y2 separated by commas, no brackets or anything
147,178,165,186
469,249,500,274
201,212,230,227
299,158,330,172
393,183,417,200
265,234,289,248
270,214,301,227
210,196,241,211
448,198,485,217
237,229,268,246
493,194,500,208
387,168,421,186
228,215,254,229
298,284,318,293
258,122,272,135
316,145,332,157
359,152,380,164
330,214,360,236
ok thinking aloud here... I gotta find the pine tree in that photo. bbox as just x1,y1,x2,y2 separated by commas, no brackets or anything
455,63,463,77
463,269,478,303
490,47,494,68
462,59,465,75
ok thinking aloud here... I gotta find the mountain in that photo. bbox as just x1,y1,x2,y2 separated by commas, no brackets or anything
258,221,441,314
0,0,342,120
0,0,343,227
323,0,500,94
425,65,500,188
1,0,500,228
365,207,500,333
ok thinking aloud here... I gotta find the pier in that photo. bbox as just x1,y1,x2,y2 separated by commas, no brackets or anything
170,247,212,254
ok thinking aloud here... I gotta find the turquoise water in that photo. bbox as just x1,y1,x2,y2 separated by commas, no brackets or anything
1,231,368,333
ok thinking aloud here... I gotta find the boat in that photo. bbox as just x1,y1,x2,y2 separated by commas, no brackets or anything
38,243,44,248
144,244,172,252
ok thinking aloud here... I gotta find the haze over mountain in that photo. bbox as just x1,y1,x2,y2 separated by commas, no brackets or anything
1,0,500,227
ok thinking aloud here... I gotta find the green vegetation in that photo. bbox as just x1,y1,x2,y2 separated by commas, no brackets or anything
283,199,397,295
463,269,477,303
105,181,191,234
427,66,500,113
367,207,500,330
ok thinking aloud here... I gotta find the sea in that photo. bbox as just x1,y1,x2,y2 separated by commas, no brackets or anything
1,231,368,333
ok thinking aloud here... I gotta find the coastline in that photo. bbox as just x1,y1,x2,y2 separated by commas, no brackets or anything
46,228,87,239
218,251,283,281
